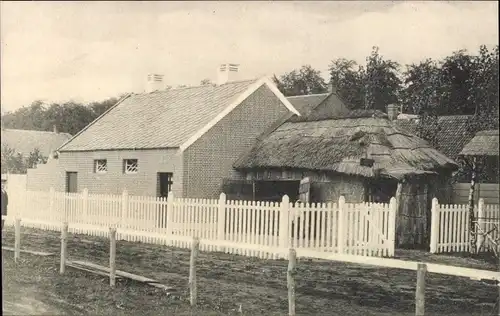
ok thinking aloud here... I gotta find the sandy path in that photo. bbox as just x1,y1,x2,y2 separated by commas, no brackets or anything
2,290,63,315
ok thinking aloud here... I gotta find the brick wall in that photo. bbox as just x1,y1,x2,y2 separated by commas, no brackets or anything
183,85,291,198
52,148,182,196
26,158,65,191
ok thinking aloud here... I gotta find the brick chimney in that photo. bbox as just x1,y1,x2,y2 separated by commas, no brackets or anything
145,74,165,93
217,63,239,85
327,82,337,94
386,104,399,121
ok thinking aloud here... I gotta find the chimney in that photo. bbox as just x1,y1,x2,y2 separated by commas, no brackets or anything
217,63,239,85
387,104,399,121
53,125,57,133
145,74,165,93
327,82,336,94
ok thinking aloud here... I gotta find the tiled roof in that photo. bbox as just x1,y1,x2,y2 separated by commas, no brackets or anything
395,115,472,159
1,129,72,157
286,93,330,116
59,79,260,151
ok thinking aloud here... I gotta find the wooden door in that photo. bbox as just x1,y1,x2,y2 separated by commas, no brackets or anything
66,172,78,193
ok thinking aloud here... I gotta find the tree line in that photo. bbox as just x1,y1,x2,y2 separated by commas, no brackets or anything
2,45,498,135
274,45,499,121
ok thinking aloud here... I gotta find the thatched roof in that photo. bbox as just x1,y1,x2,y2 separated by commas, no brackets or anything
459,129,499,156
234,113,458,180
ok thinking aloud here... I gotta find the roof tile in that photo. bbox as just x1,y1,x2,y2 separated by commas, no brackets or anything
2,129,72,157
59,79,259,151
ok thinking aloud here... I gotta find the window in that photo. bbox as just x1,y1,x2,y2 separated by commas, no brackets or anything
94,159,108,173
123,159,138,174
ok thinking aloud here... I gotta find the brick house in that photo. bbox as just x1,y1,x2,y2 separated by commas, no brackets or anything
40,66,300,198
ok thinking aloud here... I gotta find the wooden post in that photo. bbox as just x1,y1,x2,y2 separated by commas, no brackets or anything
337,196,345,254
109,227,117,287
121,190,128,230
468,157,477,254
287,248,297,316
429,198,439,254
217,193,226,251
189,237,200,306
166,192,174,236
82,188,89,224
14,218,21,263
415,263,426,316
388,197,397,256
395,181,403,246
476,198,485,252
279,195,290,250
60,222,68,274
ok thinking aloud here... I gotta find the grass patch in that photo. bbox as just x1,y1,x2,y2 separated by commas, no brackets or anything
2,226,499,315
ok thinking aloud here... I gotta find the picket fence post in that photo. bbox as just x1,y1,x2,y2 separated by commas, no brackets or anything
121,190,128,230
166,192,174,237
82,188,89,225
388,197,397,256
476,198,485,252
337,196,346,254
429,198,440,254
49,187,55,221
217,193,226,252
279,195,291,251
14,218,21,263
60,222,68,274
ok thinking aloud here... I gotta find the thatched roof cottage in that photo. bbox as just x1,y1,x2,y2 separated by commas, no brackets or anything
234,106,459,248
460,129,499,157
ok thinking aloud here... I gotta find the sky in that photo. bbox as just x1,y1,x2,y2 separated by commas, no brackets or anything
1,1,498,112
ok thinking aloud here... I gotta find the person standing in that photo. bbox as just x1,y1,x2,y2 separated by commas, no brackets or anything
1,178,8,230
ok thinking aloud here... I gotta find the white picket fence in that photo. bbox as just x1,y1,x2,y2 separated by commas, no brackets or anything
4,188,397,258
430,198,500,254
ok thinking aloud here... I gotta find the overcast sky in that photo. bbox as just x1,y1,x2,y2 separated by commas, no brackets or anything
1,1,498,112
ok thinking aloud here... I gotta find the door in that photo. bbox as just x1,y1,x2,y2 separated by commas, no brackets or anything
157,173,173,229
65,172,78,222
66,172,78,193
157,173,173,198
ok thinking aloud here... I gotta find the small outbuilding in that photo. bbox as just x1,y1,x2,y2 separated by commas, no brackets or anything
234,107,458,248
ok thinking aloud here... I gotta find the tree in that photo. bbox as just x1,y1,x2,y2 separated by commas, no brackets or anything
273,65,328,96
401,59,443,148
0,145,46,174
200,79,213,86
26,148,48,169
401,59,442,115
1,95,125,135
328,58,366,109
364,47,402,111
88,96,122,118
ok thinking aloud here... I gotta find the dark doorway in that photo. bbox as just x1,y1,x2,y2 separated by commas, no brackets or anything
66,172,78,193
157,173,173,198
254,180,300,202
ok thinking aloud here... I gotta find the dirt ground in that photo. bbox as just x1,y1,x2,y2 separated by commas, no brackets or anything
2,226,499,315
